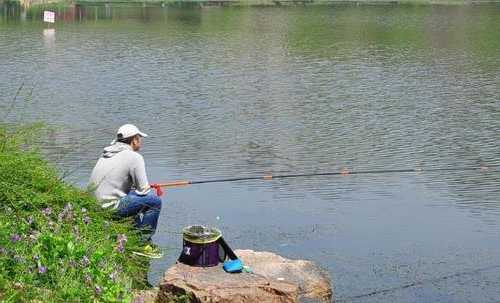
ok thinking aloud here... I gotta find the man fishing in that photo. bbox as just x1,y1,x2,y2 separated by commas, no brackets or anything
89,124,163,254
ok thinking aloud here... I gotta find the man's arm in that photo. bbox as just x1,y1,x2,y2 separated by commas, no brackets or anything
131,154,150,195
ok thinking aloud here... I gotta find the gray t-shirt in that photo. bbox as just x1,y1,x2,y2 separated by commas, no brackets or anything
89,142,150,208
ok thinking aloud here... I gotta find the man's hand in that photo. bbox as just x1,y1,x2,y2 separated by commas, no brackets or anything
150,183,164,197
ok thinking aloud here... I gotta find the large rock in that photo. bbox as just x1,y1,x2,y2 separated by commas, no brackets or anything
156,250,332,303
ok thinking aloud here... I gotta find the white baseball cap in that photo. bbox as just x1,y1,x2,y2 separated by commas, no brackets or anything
111,124,148,144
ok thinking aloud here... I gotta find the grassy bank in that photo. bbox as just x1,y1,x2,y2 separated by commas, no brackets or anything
0,125,150,302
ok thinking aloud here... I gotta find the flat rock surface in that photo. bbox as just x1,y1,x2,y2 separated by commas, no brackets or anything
235,249,332,302
157,249,332,303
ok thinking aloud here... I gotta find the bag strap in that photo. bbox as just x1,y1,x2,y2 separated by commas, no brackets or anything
217,236,238,260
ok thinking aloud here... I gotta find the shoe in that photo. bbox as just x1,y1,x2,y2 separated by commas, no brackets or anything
132,244,164,259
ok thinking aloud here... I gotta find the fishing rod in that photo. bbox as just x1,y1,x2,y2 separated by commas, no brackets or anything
155,164,499,188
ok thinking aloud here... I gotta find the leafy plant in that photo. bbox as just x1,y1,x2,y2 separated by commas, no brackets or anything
0,125,151,302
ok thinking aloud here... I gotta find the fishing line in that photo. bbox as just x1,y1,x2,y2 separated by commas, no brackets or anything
342,264,500,301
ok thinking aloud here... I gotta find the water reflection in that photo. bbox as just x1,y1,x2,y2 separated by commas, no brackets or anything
43,28,55,48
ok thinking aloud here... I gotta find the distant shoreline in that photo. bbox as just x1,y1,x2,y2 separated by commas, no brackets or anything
7,0,500,8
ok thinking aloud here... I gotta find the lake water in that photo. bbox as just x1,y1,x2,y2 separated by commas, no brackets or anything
1,3,500,301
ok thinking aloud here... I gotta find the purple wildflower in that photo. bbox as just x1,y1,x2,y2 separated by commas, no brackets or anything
10,234,21,243
57,203,74,222
38,265,47,274
95,285,102,296
116,234,127,253
117,234,127,242
84,273,92,284
109,270,118,282
27,216,34,225
41,207,52,216
116,242,125,253
81,255,90,267
29,231,40,241
83,216,91,225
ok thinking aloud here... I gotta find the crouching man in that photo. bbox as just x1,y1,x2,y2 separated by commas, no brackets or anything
89,124,162,243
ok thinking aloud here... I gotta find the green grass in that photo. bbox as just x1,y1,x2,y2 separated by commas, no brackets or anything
0,124,151,302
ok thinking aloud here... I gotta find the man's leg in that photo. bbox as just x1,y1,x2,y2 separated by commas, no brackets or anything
117,190,162,240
